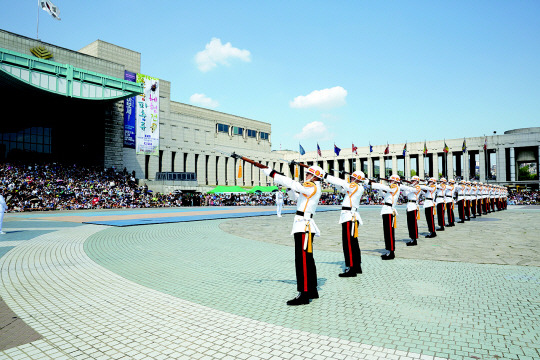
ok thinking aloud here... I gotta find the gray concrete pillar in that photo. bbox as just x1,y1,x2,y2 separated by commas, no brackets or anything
510,147,516,181
479,151,486,182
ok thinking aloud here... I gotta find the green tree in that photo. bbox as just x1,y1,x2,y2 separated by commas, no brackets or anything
410,169,417,177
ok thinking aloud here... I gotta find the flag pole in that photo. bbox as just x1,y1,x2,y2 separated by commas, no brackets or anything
36,0,40,40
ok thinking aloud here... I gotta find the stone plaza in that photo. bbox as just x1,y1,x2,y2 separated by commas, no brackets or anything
0,205,539,360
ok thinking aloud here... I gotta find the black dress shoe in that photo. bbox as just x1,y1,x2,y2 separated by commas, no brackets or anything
286,292,310,305
308,290,319,299
457,220,465,223
436,227,445,231
406,239,418,246
353,266,362,274
339,268,357,277
425,232,437,238
381,252,395,260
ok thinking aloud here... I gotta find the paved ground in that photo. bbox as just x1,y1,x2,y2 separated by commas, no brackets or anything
0,205,539,360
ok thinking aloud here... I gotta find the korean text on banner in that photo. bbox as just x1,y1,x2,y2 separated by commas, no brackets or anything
136,74,160,155
123,71,136,148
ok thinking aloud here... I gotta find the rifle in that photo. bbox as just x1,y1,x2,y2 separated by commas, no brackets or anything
287,160,351,176
214,148,269,169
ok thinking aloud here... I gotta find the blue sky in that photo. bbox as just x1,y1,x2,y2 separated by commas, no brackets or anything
2,1,539,152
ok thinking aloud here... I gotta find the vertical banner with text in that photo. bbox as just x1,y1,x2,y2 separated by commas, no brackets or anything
135,73,160,155
123,70,137,148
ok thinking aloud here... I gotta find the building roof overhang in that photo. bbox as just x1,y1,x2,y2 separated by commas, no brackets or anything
0,48,142,101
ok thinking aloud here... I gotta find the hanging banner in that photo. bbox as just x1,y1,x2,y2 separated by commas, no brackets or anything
123,70,136,148
136,73,159,155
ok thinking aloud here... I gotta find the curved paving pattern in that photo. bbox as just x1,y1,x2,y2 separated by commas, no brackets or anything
0,207,539,360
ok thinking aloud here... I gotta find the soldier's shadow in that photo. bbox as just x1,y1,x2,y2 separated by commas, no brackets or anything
252,278,328,291
363,248,387,255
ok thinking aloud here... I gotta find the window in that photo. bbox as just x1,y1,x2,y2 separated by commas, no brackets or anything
260,132,269,140
217,123,229,133
247,129,257,138
232,126,243,136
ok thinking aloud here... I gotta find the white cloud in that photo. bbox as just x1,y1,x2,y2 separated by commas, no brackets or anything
195,38,251,72
189,93,219,108
294,121,334,140
290,86,347,109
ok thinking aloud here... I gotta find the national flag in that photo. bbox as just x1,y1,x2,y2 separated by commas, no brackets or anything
317,143,322,157
352,143,358,155
384,144,389,155
334,144,341,156
402,143,407,157
423,141,428,155
40,0,61,20
299,144,305,155
369,144,373,153
462,138,467,154
483,137,487,151
443,141,449,153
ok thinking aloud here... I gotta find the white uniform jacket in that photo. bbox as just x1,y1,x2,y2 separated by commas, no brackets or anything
444,184,456,204
273,174,322,236
435,184,447,204
400,184,421,212
456,184,466,201
371,182,400,215
420,184,437,208
325,174,365,224
275,191,284,205
0,195,7,212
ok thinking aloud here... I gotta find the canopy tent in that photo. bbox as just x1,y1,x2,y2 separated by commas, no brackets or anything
206,186,248,194
246,186,286,193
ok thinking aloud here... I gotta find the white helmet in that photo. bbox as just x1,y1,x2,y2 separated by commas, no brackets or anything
351,170,366,182
389,174,400,182
440,177,447,183
306,165,324,179
428,177,437,183
411,175,420,182
448,179,455,184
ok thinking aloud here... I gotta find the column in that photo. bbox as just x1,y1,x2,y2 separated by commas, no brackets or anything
196,154,206,186
175,151,184,174
405,154,411,179
418,154,425,179
392,155,398,176
510,147,516,181
433,155,439,179
245,162,253,187
185,153,195,172
479,151,486,182
367,157,374,179
447,153,454,180
496,147,506,182
216,156,225,185
379,156,385,177
355,158,360,175
463,152,470,180
207,156,217,186
226,157,235,186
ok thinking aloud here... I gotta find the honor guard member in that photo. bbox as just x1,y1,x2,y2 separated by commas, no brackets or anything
470,181,477,219
456,180,466,223
370,174,401,260
399,176,422,246
261,165,323,305
420,177,437,238
324,170,367,276
490,185,496,212
445,179,456,227
435,178,447,231
0,191,7,234
275,186,284,217
476,182,483,216
463,181,471,220
481,183,488,215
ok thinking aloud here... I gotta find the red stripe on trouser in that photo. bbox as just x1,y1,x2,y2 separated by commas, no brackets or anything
389,214,394,251
302,233,308,292
347,221,353,267
431,208,435,231
414,210,418,238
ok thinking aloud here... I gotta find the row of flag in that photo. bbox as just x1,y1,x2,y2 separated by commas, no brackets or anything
299,137,489,156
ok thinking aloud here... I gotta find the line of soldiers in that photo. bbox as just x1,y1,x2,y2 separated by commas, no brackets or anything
260,164,508,306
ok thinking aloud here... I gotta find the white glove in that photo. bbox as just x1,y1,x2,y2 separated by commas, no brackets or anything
262,167,273,177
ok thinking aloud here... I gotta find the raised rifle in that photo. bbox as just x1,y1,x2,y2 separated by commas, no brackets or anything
214,148,269,169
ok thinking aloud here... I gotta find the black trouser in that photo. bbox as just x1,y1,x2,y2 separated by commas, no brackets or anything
382,214,395,252
446,202,454,225
294,232,318,293
471,199,476,216
457,199,464,220
437,203,446,228
425,206,436,233
478,199,483,215
407,209,418,240
342,221,361,271
465,200,471,219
